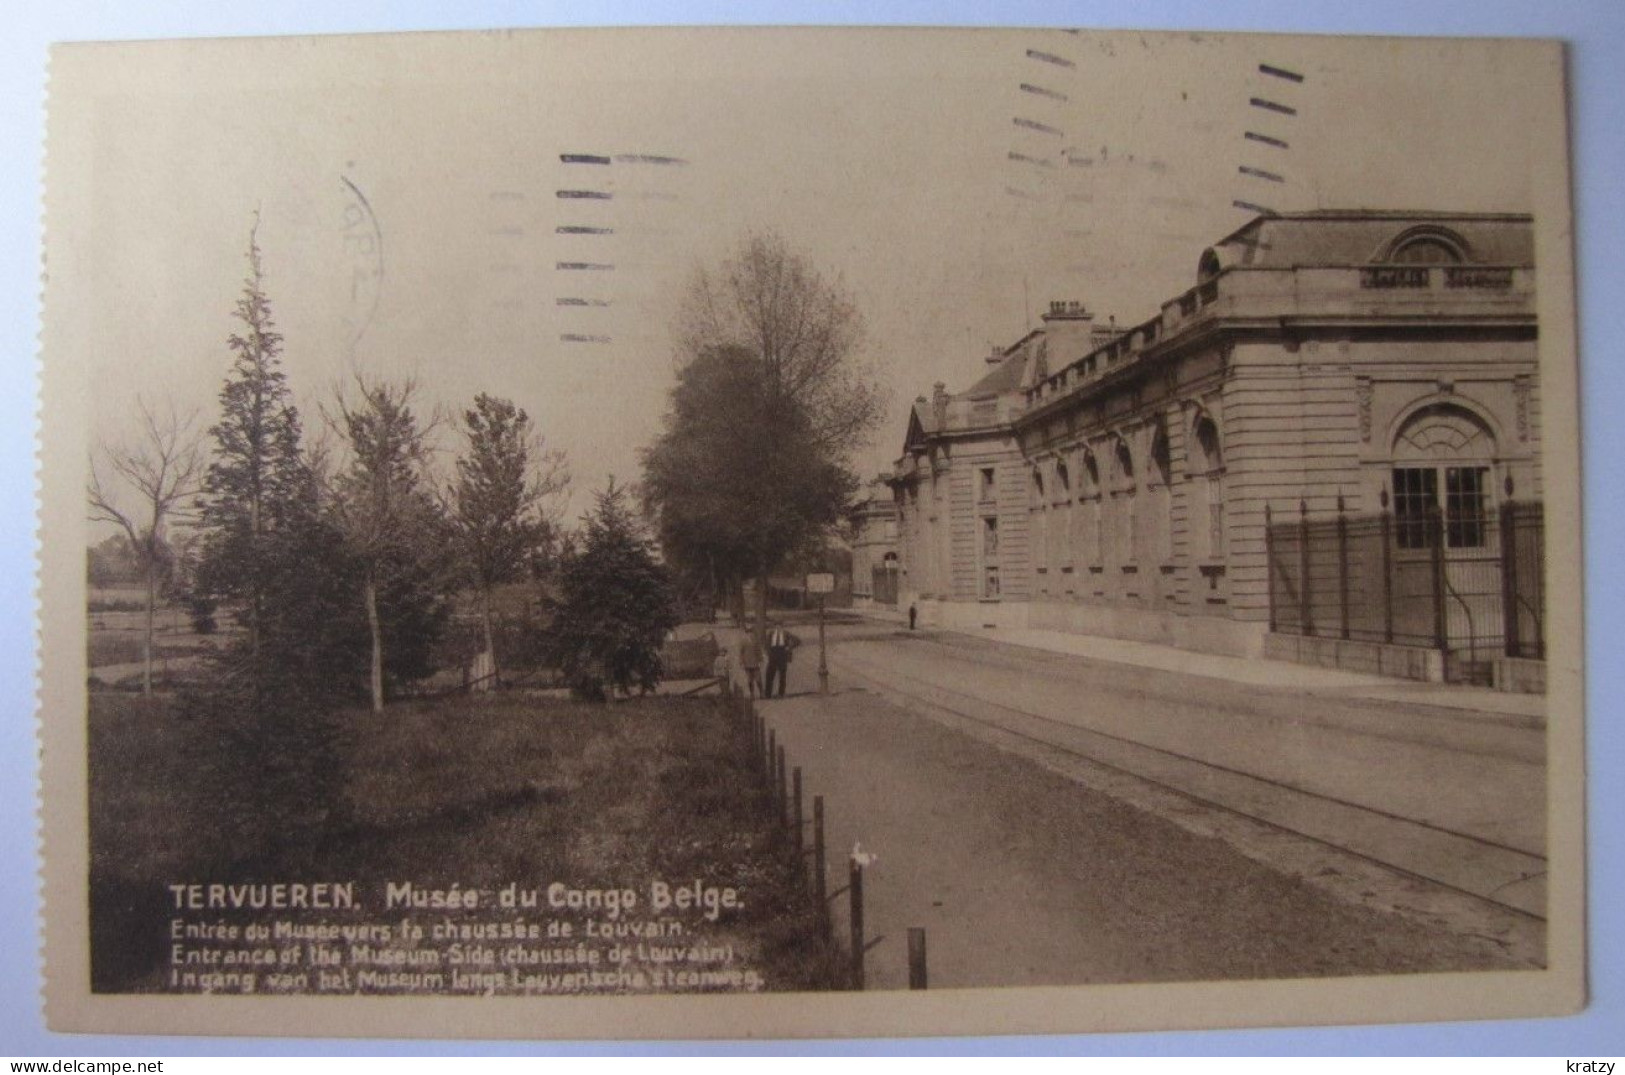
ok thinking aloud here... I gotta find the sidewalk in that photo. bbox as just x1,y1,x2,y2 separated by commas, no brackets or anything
848,605,1544,723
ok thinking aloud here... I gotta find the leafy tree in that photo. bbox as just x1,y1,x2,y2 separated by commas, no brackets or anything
548,480,679,702
643,345,853,617
648,231,883,646
327,378,451,711
86,534,141,588
449,393,569,684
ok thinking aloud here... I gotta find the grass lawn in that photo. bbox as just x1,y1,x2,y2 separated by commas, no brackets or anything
89,690,842,995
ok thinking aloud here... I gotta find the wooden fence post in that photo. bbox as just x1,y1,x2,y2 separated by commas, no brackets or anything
776,744,788,829
908,928,928,990
792,767,804,873
849,858,865,990
813,796,828,934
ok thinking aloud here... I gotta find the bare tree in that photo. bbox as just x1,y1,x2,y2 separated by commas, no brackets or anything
87,397,205,695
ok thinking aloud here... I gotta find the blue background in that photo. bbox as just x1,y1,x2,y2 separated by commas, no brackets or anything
4,0,1620,1057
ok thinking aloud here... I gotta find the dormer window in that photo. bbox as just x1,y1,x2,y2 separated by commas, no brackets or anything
1379,225,1471,265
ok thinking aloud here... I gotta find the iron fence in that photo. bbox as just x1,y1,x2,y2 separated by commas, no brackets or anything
1267,499,1544,679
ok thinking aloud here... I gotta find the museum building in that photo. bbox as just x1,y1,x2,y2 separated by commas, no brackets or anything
890,210,1542,677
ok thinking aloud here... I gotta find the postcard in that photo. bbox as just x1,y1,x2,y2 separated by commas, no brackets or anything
39,26,1583,1038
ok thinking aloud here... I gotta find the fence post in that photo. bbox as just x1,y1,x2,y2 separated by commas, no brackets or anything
1502,501,1521,657
1298,500,1313,636
849,858,866,990
792,767,805,875
813,796,828,934
776,744,787,829
908,928,928,990
1380,492,1394,644
754,709,765,774
767,727,776,789
1337,494,1351,640
1264,504,1277,632
1429,505,1448,652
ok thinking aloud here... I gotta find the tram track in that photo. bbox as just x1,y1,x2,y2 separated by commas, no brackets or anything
831,642,1547,929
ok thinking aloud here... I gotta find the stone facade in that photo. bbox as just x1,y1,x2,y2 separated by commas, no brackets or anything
891,211,1541,657
848,477,900,605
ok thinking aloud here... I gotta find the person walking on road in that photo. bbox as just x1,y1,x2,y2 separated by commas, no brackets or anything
908,601,917,630
764,623,795,698
738,633,762,699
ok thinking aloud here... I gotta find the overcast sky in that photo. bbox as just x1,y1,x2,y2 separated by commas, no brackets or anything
60,27,1552,523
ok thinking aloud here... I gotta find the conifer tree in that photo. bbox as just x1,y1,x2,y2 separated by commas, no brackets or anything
549,480,678,701
196,218,323,691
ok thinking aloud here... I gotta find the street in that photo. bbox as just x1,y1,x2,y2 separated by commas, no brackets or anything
739,614,1545,990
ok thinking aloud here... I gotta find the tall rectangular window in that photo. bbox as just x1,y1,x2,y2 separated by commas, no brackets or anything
1393,466,1489,549
979,467,996,503
1445,466,1489,548
1392,467,1437,549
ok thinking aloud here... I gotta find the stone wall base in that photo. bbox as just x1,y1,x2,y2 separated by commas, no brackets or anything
914,597,1267,658
1493,656,1546,694
1263,633,1446,682
1027,601,1267,658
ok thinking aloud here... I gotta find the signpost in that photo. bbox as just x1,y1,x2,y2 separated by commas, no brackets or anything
806,572,834,695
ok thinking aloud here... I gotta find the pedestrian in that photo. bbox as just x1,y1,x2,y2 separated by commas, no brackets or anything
764,623,794,698
908,601,917,630
738,633,762,699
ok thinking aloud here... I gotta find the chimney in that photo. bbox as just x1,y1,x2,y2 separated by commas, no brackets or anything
1091,315,1123,350
986,343,1005,366
932,382,950,426
1040,299,1098,364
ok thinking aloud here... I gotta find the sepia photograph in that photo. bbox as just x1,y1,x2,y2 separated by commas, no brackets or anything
35,22,1585,1041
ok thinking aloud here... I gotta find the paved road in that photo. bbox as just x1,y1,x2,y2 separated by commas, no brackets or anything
746,618,1542,989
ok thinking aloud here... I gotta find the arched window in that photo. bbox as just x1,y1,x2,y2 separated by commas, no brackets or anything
1081,449,1103,566
1379,225,1471,265
1082,450,1101,496
1190,414,1225,560
1198,248,1222,282
1113,438,1135,488
1390,403,1496,549
1053,459,1073,571
1148,426,1173,564
1031,465,1048,587
1112,437,1136,566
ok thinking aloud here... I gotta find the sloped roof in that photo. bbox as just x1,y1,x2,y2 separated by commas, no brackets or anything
960,350,1029,398
911,398,938,434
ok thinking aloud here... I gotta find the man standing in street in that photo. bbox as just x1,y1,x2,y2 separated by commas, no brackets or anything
764,622,795,698
738,632,762,699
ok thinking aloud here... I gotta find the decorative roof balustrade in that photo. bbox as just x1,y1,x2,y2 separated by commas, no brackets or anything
1021,263,1533,413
